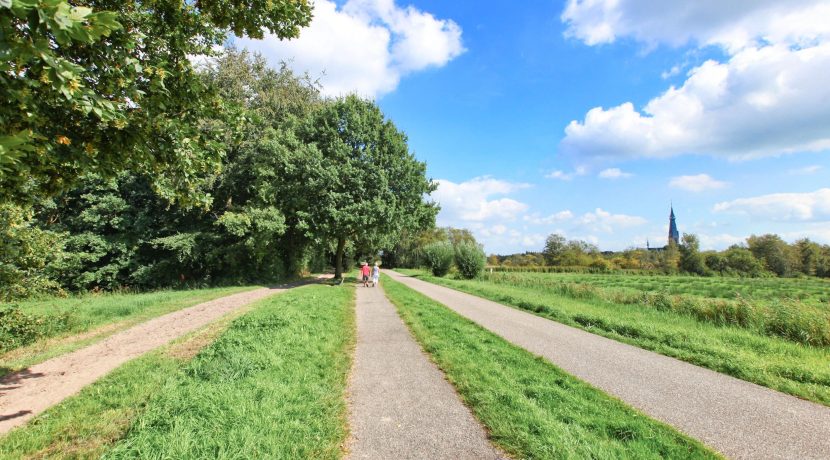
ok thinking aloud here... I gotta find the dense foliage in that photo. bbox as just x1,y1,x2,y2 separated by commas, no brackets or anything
421,241,454,277
0,47,436,297
1,0,311,205
454,241,486,279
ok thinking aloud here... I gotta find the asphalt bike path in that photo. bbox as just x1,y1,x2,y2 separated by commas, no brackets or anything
385,270,830,459
0,283,304,435
346,283,504,459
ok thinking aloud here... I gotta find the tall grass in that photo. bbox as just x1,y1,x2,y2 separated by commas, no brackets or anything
479,272,830,346
103,283,355,459
383,276,718,459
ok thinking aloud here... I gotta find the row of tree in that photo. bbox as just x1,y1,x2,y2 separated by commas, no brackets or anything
1,1,438,300
489,233,830,278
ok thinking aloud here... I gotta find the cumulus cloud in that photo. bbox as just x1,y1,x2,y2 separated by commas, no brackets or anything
713,188,830,222
524,210,574,225
432,177,530,224
598,168,633,179
574,208,647,233
561,0,830,51
560,1,830,161
669,174,728,192
237,0,464,97
545,166,587,180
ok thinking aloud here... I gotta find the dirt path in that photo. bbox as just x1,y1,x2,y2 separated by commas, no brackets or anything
0,285,291,435
346,284,504,459
386,270,830,460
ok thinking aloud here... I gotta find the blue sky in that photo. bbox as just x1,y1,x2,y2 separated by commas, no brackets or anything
239,0,830,254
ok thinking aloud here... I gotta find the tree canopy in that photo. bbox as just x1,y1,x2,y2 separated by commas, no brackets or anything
0,0,312,205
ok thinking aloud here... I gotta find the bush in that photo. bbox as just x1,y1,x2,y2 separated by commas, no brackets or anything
0,306,76,353
421,241,454,277
454,242,486,279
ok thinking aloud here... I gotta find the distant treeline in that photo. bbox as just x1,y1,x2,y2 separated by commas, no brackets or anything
488,233,830,278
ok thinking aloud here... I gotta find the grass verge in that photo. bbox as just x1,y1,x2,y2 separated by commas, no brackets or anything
0,297,256,459
400,269,830,406
101,282,355,459
1,286,256,375
382,276,718,458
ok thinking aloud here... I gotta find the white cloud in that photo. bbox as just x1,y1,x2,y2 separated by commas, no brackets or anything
524,210,574,225
237,0,464,97
432,177,530,224
598,168,633,179
669,174,728,192
560,2,830,161
714,188,830,222
561,0,830,51
788,165,822,175
521,234,546,248
574,208,647,233
697,233,746,250
545,166,587,180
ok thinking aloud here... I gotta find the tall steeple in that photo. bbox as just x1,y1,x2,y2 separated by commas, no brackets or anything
668,205,679,246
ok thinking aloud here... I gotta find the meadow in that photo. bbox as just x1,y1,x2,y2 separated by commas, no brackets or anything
0,283,355,459
399,269,830,406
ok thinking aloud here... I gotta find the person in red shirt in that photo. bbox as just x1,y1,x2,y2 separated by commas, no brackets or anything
360,262,371,287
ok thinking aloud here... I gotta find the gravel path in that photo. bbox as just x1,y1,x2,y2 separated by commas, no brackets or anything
346,284,504,459
0,286,290,435
386,270,830,460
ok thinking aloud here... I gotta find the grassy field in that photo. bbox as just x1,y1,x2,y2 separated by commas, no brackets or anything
382,276,718,458
1,286,256,374
399,269,830,406
0,303,249,459
103,282,355,459
487,271,830,304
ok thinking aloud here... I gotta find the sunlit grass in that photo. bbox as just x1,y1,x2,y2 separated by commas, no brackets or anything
383,276,718,459
400,269,830,406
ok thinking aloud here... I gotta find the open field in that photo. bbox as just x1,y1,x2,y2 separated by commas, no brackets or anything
382,275,718,458
486,271,830,304
0,283,355,459
399,269,830,406
103,282,354,459
0,287,256,373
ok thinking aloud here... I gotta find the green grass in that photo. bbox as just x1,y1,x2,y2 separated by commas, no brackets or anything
382,275,718,459
1,286,256,374
0,300,251,460
100,283,355,459
400,269,830,406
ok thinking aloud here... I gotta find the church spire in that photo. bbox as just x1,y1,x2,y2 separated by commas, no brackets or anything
668,205,679,246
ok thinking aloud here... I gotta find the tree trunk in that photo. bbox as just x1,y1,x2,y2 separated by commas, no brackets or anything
334,237,346,279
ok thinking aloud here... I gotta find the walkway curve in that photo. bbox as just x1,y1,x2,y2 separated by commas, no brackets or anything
0,285,295,435
346,284,504,459
386,270,830,460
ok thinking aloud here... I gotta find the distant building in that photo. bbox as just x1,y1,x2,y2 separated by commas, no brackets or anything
668,206,679,246
641,206,679,251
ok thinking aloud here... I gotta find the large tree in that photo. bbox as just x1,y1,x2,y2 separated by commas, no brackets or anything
303,95,437,279
1,0,311,204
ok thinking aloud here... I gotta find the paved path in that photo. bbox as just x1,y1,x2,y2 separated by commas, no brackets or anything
346,284,504,459
0,286,291,435
386,270,830,460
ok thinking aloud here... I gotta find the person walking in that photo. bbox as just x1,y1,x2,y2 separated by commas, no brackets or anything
360,262,371,287
371,262,380,287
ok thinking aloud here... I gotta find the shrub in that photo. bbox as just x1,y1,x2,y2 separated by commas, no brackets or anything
421,241,454,277
454,242,486,279
0,306,76,353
